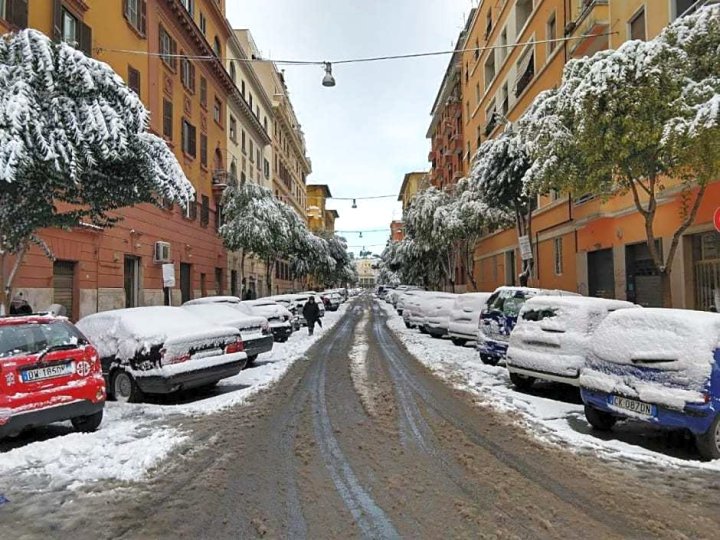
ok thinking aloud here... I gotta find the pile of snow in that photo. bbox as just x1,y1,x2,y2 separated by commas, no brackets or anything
378,300,720,472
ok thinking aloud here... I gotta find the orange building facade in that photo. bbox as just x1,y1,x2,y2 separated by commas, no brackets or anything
459,0,719,310
1,0,243,319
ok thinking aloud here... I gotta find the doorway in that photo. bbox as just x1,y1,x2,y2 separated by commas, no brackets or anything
124,256,140,308
53,260,76,319
180,263,192,303
588,248,615,299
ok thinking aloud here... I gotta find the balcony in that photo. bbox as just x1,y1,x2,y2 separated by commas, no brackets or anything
566,0,610,59
212,170,238,198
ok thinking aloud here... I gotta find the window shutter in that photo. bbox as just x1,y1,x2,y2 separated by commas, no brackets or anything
140,0,147,35
190,125,197,157
79,21,92,57
52,0,63,41
7,0,29,29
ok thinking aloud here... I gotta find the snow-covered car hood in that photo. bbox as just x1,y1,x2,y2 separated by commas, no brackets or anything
77,306,241,361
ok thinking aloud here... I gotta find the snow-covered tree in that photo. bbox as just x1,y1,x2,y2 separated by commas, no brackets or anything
0,29,193,311
526,6,720,306
469,126,537,286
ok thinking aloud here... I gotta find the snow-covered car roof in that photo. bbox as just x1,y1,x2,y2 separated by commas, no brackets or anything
246,299,280,307
77,306,239,360
182,303,267,329
491,286,580,297
183,296,241,306
590,308,720,370
453,293,492,309
521,296,636,312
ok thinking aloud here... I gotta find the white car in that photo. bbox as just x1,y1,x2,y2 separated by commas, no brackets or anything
244,299,294,342
505,296,637,389
396,288,425,315
77,307,245,402
182,298,274,365
447,293,492,346
421,294,459,338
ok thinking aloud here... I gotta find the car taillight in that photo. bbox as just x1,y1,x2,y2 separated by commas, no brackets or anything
85,345,101,373
161,348,191,365
225,340,244,354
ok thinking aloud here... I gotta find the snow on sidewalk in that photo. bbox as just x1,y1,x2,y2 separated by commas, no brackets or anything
377,300,720,473
0,304,350,490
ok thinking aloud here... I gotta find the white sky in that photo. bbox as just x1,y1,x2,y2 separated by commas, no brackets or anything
226,0,474,257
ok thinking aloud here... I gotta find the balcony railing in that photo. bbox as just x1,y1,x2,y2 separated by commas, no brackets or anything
212,170,239,188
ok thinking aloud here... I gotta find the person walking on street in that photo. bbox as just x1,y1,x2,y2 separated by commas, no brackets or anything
303,296,321,335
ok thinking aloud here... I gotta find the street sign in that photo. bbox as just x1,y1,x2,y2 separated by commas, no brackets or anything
518,235,533,261
714,207,720,233
162,263,176,288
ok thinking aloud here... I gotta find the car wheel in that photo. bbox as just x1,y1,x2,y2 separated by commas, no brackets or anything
451,338,467,347
246,354,259,367
404,321,411,329
695,414,720,460
509,372,535,390
584,404,617,431
71,410,103,433
480,354,499,366
112,370,144,403
277,337,289,343
419,327,428,334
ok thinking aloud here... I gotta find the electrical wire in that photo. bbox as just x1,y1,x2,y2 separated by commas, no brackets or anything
330,194,397,201
336,228,390,233
94,31,617,68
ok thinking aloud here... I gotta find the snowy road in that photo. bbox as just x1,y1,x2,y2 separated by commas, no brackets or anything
2,297,719,538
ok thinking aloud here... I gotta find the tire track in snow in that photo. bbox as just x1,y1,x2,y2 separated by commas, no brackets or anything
373,302,633,535
349,312,378,418
310,310,400,540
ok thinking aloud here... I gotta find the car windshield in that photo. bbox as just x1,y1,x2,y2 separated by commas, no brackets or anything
487,290,531,317
0,321,85,359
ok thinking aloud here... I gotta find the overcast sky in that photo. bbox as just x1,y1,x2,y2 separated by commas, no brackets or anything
226,0,474,257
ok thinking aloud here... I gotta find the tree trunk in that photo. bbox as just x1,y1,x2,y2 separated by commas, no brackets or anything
660,270,673,308
265,259,274,296
1,247,27,314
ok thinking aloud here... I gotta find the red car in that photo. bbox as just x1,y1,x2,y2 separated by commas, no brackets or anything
0,315,106,438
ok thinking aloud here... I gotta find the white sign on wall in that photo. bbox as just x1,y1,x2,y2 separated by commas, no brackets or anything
162,263,176,288
518,235,533,261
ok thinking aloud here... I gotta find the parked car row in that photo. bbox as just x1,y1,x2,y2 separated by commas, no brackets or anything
380,284,720,460
0,294,310,440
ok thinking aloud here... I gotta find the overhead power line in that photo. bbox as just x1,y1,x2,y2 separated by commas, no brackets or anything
94,31,617,68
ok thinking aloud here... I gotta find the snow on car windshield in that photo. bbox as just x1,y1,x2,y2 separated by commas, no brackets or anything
0,321,83,359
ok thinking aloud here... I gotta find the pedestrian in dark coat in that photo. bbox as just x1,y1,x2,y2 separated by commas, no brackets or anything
302,296,321,335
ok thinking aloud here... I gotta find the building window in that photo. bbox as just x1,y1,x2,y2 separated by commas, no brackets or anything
213,97,222,124
473,38,479,61
159,26,177,70
200,195,209,227
500,82,509,115
182,119,196,157
630,7,646,41
241,80,246,97
128,65,141,96
485,9,492,39
184,195,197,220
61,9,77,44
162,99,173,139
484,52,496,90
199,12,206,34
200,76,207,108
249,139,254,162
672,0,695,20
499,28,508,62
215,267,223,294
200,273,207,297
229,62,236,83
180,0,193,16
200,133,207,167
180,55,195,93
229,116,237,142
547,13,557,55
2,0,29,29
554,237,563,275
213,36,221,57
256,149,261,171
263,117,268,132
516,0,532,34
241,130,246,154
475,83,480,105
249,93,253,109
514,46,534,97
263,158,270,179
123,0,146,35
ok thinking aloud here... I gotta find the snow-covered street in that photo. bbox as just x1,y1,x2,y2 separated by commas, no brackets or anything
0,305,349,495
2,298,718,539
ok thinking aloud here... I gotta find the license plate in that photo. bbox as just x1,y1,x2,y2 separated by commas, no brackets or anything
192,348,223,360
609,395,654,417
21,363,74,382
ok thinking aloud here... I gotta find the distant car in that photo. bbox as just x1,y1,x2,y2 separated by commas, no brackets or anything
477,287,580,366
580,308,720,460
421,294,459,338
505,296,637,390
182,298,274,365
77,307,245,403
269,296,302,331
402,292,434,329
244,299,294,342
321,291,342,311
0,315,106,438
447,293,492,346
396,288,424,315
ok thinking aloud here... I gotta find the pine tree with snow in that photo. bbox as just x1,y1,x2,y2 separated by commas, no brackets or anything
0,29,194,312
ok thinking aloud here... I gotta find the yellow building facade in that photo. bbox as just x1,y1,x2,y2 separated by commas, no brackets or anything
398,171,430,212
461,0,719,310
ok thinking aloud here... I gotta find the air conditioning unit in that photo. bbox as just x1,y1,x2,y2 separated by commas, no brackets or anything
154,241,172,264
